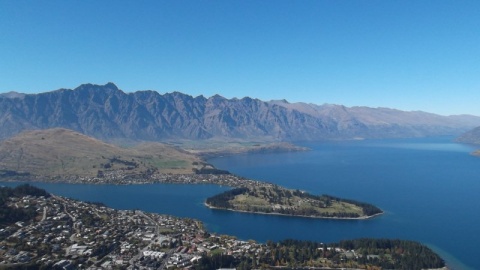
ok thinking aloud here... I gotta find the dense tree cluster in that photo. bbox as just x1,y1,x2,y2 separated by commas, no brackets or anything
195,238,445,270
193,167,231,174
194,254,239,270
338,238,445,269
0,184,50,226
0,184,50,198
322,195,383,216
205,187,248,208
0,170,31,178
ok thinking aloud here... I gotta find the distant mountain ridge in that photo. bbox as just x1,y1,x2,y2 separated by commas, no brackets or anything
457,126,480,145
1,82,479,142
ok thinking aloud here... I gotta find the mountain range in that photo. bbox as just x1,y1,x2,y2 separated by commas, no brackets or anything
1,82,480,142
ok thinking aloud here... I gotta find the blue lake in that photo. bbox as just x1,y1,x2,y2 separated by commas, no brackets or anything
2,137,479,269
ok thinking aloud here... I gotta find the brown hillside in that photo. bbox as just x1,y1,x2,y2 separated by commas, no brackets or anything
0,128,203,178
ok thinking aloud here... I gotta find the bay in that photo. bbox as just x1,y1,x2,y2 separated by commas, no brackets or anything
208,137,480,270
2,137,479,269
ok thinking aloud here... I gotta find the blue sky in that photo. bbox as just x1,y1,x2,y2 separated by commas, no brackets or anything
1,1,479,116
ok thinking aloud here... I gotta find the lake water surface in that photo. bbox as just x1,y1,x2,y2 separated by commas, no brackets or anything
2,137,479,269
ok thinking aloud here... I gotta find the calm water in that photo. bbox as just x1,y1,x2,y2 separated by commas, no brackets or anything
2,137,479,269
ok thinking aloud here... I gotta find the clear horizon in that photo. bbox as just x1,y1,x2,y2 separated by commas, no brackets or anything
1,1,479,116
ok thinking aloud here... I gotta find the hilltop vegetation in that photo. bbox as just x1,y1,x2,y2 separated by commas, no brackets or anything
206,185,382,219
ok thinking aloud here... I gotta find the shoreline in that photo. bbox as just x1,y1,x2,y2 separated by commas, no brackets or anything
0,176,384,221
1,178,384,221
204,202,383,220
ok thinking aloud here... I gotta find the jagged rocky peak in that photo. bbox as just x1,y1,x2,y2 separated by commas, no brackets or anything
194,94,207,101
241,96,261,103
105,82,119,89
0,91,26,99
73,82,122,94
269,99,290,104
168,91,192,97
210,94,226,100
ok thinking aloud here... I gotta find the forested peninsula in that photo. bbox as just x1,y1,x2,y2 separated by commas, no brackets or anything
205,185,383,219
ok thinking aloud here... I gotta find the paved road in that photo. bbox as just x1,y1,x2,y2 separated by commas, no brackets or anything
41,206,47,222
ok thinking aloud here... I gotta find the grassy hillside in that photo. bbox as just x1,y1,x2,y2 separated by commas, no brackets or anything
0,128,204,179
